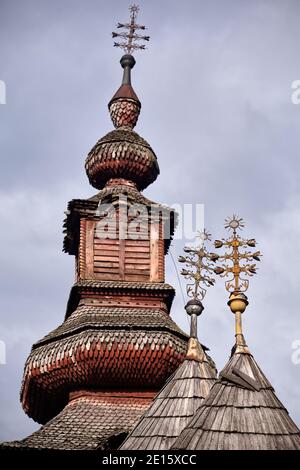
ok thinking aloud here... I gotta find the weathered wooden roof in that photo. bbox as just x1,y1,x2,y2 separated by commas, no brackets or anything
63,183,177,256
20,305,188,424
172,349,300,450
2,391,152,451
65,280,176,318
120,338,216,450
35,305,187,346
85,129,159,191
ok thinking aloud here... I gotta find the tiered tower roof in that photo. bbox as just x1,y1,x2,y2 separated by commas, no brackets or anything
2,6,191,451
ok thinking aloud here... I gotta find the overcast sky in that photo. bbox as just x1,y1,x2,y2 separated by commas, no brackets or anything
0,0,300,441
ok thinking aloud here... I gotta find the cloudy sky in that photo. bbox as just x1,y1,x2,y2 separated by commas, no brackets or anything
0,0,300,441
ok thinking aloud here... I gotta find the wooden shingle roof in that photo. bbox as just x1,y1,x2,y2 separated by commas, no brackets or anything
2,391,153,451
172,348,300,450
20,305,188,424
120,338,216,450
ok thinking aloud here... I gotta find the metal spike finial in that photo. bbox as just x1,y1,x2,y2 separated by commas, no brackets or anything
112,4,150,54
179,229,216,302
213,215,262,294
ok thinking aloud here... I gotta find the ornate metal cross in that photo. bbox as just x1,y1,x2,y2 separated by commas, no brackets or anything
112,4,150,54
179,230,216,301
212,215,262,293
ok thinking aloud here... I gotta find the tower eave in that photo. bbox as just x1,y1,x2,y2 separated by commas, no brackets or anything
63,186,177,256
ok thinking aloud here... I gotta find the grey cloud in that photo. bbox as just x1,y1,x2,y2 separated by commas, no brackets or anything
0,0,299,440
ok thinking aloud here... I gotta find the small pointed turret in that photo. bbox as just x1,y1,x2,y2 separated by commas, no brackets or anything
120,231,217,450
173,217,300,450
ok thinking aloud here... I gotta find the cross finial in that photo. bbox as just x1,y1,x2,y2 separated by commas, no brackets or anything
211,216,262,353
212,215,262,294
179,229,216,302
112,4,150,54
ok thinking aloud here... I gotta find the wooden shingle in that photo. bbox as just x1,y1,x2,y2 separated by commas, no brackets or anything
173,349,300,450
120,338,216,450
2,392,152,451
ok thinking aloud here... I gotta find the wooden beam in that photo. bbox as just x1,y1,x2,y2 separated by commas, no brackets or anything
150,222,159,282
85,219,95,278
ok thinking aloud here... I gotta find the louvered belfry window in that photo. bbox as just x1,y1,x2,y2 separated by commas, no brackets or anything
93,216,150,281
79,203,164,283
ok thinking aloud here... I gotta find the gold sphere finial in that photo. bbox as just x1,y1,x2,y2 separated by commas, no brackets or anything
227,292,249,314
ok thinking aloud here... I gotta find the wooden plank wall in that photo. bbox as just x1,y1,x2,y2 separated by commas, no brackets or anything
124,238,150,281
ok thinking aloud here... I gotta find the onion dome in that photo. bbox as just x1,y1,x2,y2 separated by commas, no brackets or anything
20,282,188,424
120,300,216,450
85,54,159,191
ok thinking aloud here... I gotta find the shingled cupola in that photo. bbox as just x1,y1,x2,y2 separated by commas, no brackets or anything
85,38,159,192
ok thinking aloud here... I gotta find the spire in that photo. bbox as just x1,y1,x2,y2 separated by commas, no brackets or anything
109,54,140,106
119,230,217,450
185,300,205,361
178,229,216,360
108,54,141,129
172,218,300,451
109,5,150,129
212,215,262,353
85,4,159,191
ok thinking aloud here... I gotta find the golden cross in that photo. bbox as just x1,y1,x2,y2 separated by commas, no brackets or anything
212,215,262,293
179,229,216,301
112,5,150,54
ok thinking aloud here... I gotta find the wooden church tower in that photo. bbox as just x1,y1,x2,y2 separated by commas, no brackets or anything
2,6,188,451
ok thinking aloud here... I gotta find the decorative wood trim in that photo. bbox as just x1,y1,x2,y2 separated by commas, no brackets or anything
79,295,169,311
78,219,87,280
158,219,165,282
69,390,156,401
85,220,95,278
150,222,160,282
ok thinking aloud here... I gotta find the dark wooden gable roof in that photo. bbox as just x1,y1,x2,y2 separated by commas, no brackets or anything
120,338,216,450
172,349,300,450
